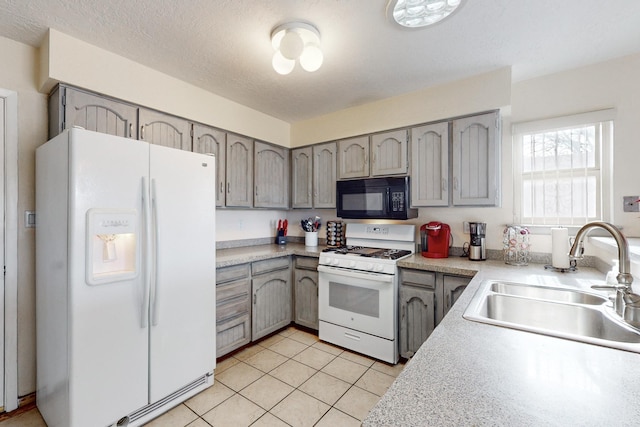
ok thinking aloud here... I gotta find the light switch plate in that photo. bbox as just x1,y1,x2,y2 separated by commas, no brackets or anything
463,221,470,233
623,196,639,212
25,211,36,228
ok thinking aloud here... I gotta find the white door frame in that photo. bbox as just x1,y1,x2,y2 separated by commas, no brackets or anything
1,88,19,412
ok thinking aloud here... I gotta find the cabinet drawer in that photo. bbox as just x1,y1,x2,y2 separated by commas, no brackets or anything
252,256,290,275
217,278,250,303
217,295,250,322
294,256,319,271
217,263,250,284
400,269,436,289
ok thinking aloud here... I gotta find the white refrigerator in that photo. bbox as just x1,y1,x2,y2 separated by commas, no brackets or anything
35,128,216,427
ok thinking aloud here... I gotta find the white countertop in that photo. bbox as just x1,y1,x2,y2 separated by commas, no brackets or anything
364,260,640,426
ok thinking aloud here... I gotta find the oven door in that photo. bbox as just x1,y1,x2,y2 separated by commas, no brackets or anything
318,265,396,339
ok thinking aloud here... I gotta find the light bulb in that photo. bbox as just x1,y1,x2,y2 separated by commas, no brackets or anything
300,44,323,72
272,50,295,75
279,30,304,60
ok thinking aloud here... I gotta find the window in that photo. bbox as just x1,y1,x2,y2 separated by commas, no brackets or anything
513,110,614,227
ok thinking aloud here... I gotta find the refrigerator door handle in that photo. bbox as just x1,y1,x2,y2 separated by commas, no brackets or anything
141,177,150,329
150,178,160,326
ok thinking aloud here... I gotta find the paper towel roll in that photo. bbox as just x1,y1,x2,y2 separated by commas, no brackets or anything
551,228,570,269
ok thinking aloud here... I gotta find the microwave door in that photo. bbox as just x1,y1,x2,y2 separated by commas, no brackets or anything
339,188,386,218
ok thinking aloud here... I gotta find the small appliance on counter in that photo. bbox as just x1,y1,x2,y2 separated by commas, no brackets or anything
469,222,487,261
420,222,451,258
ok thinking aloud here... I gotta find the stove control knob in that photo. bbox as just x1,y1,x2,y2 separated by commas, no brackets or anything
365,263,374,270
348,261,356,268
374,264,384,272
332,258,340,266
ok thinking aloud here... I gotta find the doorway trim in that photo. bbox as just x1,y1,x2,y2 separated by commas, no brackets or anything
1,88,18,412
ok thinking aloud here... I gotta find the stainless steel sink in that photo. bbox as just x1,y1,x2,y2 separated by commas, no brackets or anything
489,281,609,305
464,280,640,353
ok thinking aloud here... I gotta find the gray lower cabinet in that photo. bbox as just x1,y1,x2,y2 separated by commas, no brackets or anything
399,268,472,358
399,269,437,358
49,84,137,139
216,264,252,357
293,257,319,330
251,257,292,341
443,274,470,317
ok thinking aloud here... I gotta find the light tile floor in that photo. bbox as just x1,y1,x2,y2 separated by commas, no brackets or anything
0,326,405,427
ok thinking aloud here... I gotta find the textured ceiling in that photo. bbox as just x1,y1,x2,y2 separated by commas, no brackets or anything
2,0,640,122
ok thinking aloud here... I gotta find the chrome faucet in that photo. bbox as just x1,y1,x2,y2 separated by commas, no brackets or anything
569,221,638,321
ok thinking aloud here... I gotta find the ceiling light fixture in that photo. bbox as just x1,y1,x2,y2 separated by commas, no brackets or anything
388,0,464,28
271,22,323,75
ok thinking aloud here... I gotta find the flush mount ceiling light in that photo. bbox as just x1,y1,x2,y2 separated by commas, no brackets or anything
388,0,464,28
271,22,323,75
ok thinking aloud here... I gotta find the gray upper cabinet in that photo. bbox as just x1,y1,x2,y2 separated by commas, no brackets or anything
226,134,254,207
411,121,449,207
452,111,500,206
338,136,369,179
292,142,336,209
313,142,337,208
370,130,408,176
193,124,226,207
291,146,313,209
254,141,289,209
49,85,137,139
138,108,192,151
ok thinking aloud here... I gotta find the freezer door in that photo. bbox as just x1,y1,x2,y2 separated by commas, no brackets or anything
67,129,150,426
148,144,216,402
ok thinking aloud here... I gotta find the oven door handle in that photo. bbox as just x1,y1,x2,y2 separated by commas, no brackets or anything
317,265,394,283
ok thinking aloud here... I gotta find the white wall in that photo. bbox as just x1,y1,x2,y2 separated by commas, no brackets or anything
0,36,48,396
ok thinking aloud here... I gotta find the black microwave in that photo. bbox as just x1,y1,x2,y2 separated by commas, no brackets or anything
336,177,418,220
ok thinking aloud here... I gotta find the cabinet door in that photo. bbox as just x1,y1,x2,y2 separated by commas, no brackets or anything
294,268,319,330
313,142,337,208
399,284,436,358
371,130,408,176
139,108,192,151
226,135,253,207
443,275,470,317
254,141,289,208
291,147,313,208
61,86,137,138
411,122,449,206
193,124,226,207
252,268,292,340
338,136,369,179
452,112,500,206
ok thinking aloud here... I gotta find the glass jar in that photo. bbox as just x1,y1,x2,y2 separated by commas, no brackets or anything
503,225,531,266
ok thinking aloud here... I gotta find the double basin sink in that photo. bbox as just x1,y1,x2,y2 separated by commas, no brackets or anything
463,280,640,353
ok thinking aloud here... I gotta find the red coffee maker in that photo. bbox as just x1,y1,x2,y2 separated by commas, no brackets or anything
420,222,451,258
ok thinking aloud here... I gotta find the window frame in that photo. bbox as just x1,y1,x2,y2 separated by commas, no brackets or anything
512,109,614,232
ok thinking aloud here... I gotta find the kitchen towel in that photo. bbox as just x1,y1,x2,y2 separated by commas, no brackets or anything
551,227,570,269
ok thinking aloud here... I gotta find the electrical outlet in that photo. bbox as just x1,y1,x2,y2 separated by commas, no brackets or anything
623,196,640,212
463,221,470,233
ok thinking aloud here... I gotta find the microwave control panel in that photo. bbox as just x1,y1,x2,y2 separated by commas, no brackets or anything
391,191,405,212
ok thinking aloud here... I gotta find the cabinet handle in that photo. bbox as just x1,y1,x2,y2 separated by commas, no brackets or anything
140,125,145,140
129,123,133,138
453,177,458,191
253,294,256,304
401,305,405,320
220,182,223,194
227,182,230,193
442,178,447,192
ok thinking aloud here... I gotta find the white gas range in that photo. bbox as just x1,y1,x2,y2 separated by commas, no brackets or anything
317,223,415,364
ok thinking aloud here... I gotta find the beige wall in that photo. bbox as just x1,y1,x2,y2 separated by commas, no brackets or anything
0,36,48,396
41,29,291,147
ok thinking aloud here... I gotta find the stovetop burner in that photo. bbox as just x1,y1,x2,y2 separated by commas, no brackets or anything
322,246,412,260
